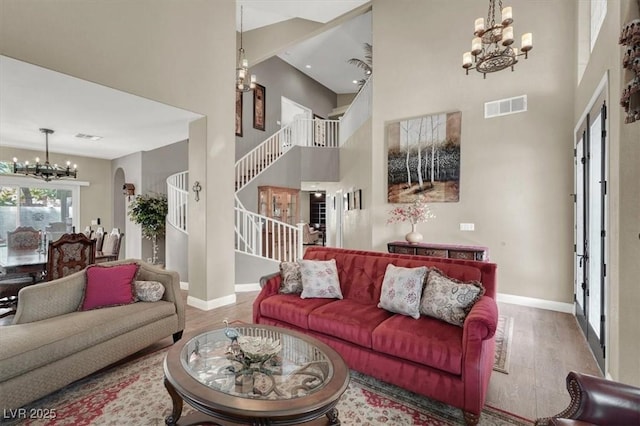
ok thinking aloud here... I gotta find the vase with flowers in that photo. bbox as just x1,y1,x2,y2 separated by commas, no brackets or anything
387,198,435,244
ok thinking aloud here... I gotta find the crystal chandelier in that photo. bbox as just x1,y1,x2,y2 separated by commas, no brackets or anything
462,0,533,78
12,128,77,182
236,5,256,92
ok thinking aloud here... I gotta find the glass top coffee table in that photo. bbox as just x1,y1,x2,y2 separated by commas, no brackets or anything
163,324,350,426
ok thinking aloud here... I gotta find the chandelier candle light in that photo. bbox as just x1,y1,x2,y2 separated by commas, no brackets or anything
12,128,77,182
236,5,257,92
387,198,435,244
462,0,533,78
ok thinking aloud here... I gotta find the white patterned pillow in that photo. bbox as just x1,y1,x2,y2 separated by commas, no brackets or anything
279,262,303,294
378,264,428,319
419,268,485,327
298,259,343,299
134,280,165,302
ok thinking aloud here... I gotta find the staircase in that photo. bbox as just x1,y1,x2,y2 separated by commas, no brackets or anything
166,76,372,263
233,118,339,262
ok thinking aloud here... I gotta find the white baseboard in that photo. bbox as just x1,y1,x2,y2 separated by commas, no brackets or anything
187,294,236,311
180,281,189,291
235,283,261,292
497,293,574,314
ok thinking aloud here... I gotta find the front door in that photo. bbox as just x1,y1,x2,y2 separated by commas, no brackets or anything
574,90,607,372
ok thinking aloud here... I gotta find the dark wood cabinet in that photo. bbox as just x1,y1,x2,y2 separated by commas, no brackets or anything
387,241,489,261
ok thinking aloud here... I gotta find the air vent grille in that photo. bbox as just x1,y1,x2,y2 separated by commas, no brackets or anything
75,133,103,141
484,95,527,118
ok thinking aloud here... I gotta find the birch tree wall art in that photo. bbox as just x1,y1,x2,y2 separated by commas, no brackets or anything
387,111,461,203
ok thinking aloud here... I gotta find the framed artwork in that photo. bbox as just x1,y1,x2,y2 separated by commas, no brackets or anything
253,84,266,131
235,91,243,137
386,111,461,203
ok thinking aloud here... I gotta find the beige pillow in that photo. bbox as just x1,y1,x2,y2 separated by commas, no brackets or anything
378,264,428,319
279,262,303,294
419,268,485,327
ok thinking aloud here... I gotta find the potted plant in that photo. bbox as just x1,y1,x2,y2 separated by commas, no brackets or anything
128,192,168,264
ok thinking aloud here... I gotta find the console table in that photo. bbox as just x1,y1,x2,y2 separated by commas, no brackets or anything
387,241,489,261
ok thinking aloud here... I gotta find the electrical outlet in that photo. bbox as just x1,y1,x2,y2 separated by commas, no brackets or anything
460,223,475,231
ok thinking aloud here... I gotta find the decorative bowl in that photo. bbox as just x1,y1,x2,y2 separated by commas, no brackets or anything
237,335,281,364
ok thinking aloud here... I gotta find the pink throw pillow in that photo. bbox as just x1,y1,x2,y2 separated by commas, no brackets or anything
80,263,139,311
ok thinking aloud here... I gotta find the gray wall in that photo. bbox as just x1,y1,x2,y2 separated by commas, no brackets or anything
140,140,189,263
235,252,279,285
236,56,338,159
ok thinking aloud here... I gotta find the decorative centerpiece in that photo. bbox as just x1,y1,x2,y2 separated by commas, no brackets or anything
237,335,281,365
387,198,435,244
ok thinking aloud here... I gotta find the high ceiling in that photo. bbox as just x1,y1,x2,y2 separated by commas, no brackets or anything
0,1,371,160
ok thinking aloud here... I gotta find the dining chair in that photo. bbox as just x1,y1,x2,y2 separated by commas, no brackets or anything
93,227,105,253
95,229,124,263
7,226,40,251
46,233,96,281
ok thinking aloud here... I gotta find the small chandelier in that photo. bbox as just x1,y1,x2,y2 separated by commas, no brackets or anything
236,5,256,92
462,0,533,78
13,128,77,182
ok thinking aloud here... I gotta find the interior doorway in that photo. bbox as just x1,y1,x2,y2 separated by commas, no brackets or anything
281,97,312,146
574,81,608,373
281,97,312,127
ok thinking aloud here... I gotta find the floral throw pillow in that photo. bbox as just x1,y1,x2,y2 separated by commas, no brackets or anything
279,262,303,294
378,264,428,319
420,268,485,327
134,280,165,302
298,259,343,299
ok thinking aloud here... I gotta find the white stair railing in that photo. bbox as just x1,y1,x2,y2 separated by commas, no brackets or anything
292,118,341,148
340,75,372,145
167,171,188,234
234,204,304,262
235,126,292,192
167,116,343,262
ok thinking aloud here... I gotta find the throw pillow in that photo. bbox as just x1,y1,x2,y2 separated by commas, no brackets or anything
378,264,428,319
134,280,165,302
298,259,343,299
279,262,303,294
419,268,485,327
80,263,139,311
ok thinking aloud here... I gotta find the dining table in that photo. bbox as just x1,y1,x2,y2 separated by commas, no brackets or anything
0,246,47,282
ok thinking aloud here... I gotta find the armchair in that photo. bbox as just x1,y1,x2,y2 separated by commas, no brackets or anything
534,371,640,426
302,224,321,245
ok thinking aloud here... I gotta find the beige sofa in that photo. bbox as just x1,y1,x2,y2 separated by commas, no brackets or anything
0,259,185,411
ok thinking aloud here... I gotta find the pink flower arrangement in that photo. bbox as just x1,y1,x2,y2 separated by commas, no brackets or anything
387,198,435,225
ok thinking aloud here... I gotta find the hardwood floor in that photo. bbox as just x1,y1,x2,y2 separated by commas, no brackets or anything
0,290,601,422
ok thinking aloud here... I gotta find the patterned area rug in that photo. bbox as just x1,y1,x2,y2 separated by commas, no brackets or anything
13,348,531,426
494,315,515,374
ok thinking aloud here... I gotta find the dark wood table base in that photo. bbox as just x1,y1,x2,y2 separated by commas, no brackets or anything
164,378,341,426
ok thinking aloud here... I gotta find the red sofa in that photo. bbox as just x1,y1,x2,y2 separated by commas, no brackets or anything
253,247,498,425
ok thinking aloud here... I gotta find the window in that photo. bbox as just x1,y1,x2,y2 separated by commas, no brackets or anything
590,0,607,51
0,176,81,244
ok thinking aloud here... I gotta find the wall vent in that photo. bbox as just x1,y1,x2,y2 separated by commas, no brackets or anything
484,95,527,118
75,133,103,141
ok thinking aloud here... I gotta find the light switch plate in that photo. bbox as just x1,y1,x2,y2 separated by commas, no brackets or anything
460,223,475,231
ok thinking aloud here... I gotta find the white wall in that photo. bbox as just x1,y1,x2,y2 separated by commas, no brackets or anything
367,0,576,304
1,0,237,305
574,0,640,386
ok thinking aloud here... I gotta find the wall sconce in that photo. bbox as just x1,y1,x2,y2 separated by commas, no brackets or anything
122,183,135,201
192,181,202,202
